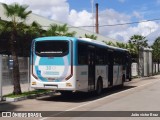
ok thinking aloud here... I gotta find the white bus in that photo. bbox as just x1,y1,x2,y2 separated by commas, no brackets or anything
30,36,131,95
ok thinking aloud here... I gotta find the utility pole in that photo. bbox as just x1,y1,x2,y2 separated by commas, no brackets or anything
91,0,94,33
95,3,99,34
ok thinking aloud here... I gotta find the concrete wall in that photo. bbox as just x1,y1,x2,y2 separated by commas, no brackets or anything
0,55,160,87
2,56,28,86
131,63,138,77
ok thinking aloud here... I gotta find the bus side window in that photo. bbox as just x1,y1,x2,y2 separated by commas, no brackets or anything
78,43,88,65
96,48,105,65
114,51,122,65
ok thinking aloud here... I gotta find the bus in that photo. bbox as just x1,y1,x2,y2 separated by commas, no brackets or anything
30,36,131,95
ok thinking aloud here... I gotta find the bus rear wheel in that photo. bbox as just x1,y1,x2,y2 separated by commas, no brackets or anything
95,79,103,95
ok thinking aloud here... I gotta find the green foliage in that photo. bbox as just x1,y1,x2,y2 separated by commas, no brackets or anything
115,42,127,49
105,41,137,58
1,3,32,95
3,90,51,98
152,36,160,61
84,34,97,40
2,3,32,25
46,24,76,37
129,34,148,48
105,41,116,46
126,43,137,55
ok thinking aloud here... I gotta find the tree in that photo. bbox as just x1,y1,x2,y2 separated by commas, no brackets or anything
0,20,11,54
126,43,137,55
152,36,160,62
115,42,127,49
128,35,148,60
129,35,148,48
2,3,32,94
46,24,76,37
105,41,116,46
84,34,97,40
129,35,148,76
20,21,44,56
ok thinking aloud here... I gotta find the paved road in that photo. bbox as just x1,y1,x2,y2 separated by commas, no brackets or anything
0,75,160,120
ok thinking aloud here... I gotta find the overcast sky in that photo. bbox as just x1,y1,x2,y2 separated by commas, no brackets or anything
0,0,160,45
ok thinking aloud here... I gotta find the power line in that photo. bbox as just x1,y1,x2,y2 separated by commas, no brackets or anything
100,18,160,27
67,18,160,28
41,18,160,28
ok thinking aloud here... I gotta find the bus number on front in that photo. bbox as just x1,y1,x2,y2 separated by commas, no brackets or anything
46,66,56,70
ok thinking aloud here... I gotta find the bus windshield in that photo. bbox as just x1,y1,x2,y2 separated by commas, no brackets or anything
35,40,69,57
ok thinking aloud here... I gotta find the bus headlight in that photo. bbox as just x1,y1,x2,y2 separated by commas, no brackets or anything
32,82,37,85
66,83,72,87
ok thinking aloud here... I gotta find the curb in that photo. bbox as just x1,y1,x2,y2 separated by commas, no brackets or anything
3,92,55,102
3,96,27,102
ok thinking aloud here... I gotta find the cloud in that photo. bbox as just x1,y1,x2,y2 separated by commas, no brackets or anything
68,9,93,27
109,21,159,44
0,0,24,4
23,0,70,23
146,27,160,45
0,0,69,23
132,11,143,19
99,8,131,35
0,0,159,45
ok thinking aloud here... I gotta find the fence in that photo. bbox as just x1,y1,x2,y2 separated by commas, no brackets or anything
1,55,30,95
2,56,29,86
131,62,160,77
0,55,160,96
153,62,160,74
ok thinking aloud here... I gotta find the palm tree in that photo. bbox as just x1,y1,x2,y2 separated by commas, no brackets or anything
129,34,148,76
19,21,44,56
46,24,76,37
152,36,160,62
2,3,32,94
84,34,97,40
129,34,149,59
129,35,148,48
0,20,11,54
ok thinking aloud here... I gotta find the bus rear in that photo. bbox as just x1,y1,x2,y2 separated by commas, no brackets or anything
30,37,75,91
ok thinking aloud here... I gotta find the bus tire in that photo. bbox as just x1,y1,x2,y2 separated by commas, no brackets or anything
95,79,103,95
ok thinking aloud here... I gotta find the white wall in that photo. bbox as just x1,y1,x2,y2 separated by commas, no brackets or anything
132,63,138,77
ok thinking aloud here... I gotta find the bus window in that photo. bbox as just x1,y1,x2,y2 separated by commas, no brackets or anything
96,48,106,65
114,51,122,65
78,43,88,65
35,41,69,57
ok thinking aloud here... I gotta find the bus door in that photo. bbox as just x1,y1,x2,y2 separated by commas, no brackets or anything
108,50,113,86
88,46,95,91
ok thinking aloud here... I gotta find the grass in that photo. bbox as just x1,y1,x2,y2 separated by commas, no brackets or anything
3,89,51,98
132,76,139,79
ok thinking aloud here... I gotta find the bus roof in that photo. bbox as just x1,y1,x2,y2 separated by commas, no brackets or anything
78,38,128,52
34,36,129,52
